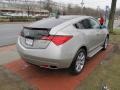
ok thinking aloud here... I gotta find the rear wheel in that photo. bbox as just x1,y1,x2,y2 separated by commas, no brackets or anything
69,48,86,74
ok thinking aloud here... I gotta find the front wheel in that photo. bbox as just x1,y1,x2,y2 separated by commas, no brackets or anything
69,48,86,74
103,36,109,50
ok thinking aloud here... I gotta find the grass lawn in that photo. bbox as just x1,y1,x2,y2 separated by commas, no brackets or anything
76,29,120,90
0,66,36,90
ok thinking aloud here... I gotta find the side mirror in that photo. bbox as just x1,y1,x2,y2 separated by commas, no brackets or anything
99,25,107,29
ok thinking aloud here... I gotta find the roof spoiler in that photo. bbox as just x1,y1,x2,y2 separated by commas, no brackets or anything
23,27,51,31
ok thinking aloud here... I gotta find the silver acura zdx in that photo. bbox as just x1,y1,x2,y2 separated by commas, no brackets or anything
17,15,109,74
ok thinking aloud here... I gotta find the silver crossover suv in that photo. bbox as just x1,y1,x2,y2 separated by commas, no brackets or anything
17,15,109,74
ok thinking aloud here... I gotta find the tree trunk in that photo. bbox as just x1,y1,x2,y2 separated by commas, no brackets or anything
108,0,117,33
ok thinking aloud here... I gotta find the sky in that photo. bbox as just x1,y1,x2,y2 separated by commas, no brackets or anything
52,0,120,10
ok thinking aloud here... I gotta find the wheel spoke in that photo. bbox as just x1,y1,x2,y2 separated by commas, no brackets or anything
75,52,85,72
105,38,108,48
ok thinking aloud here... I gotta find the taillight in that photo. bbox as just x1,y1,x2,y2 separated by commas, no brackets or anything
41,35,73,46
41,36,54,41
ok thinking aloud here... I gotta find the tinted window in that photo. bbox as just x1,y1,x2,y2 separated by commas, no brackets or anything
80,19,92,29
89,18,99,29
74,22,84,29
74,18,99,30
21,28,49,39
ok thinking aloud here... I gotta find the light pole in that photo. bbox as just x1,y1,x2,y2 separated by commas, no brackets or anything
81,0,84,15
97,6,100,17
105,6,109,23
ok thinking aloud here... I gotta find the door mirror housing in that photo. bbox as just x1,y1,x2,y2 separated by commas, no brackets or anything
97,25,107,29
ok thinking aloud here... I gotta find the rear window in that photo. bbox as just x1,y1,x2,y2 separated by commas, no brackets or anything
21,27,50,39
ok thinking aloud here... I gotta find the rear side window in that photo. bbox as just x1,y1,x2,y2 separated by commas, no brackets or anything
89,18,99,29
74,19,92,29
74,23,84,29
80,19,92,29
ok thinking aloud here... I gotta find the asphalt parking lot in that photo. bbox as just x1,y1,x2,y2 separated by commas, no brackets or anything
0,44,113,90
0,22,29,46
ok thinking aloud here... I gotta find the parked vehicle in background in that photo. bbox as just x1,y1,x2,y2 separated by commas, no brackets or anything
17,15,109,74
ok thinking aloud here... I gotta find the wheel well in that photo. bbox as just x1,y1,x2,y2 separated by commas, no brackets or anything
80,46,87,56
69,46,88,69
107,34,109,38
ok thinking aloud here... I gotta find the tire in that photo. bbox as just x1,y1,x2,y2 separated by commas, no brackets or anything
102,36,109,50
69,48,86,74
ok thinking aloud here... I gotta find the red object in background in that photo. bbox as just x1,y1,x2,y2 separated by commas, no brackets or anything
99,17,105,25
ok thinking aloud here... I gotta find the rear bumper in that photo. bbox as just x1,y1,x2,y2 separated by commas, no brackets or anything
17,37,74,69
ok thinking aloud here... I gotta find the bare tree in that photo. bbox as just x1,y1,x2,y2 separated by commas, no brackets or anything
66,4,72,15
24,0,34,16
108,0,117,33
65,4,102,17
44,0,52,12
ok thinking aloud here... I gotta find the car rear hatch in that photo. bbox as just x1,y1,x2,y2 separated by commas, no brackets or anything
20,27,51,49
19,16,75,49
